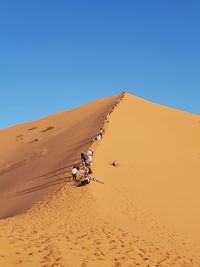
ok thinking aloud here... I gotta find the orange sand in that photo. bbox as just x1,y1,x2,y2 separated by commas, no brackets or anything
0,93,200,267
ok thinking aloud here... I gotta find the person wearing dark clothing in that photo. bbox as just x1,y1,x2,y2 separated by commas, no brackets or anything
81,152,87,166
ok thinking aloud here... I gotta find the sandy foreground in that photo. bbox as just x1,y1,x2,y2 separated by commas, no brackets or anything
0,93,200,267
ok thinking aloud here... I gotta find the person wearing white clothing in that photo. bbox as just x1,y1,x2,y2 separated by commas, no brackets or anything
96,134,102,141
71,166,79,181
87,149,94,156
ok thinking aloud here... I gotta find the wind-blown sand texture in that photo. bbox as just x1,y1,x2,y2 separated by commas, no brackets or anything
0,93,200,267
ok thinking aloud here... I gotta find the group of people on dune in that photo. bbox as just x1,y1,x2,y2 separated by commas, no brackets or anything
71,148,94,187
71,92,126,186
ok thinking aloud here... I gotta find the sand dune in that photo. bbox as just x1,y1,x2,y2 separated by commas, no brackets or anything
0,95,119,219
0,93,200,267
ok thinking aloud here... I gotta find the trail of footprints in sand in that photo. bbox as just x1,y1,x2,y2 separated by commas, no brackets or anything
0,174,200,267
0,224,62,267
1,212,200,267
64,226,199,267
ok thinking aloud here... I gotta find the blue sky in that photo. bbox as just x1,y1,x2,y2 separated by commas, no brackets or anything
0,0,200,129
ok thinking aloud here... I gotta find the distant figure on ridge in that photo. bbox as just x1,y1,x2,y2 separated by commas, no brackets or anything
96,134,102,141
87,148,94,157
99,128,105,139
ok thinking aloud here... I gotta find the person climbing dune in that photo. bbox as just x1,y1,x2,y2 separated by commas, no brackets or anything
81,152,87,166
86,149,93,166
96,134,102,141
87,148,94,157
99,128,105,138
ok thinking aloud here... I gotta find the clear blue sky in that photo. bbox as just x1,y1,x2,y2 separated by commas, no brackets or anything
1,0,200,129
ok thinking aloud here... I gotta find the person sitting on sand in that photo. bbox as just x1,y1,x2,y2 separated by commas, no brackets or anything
77,175,104,187
71,166,79,181
77,177,90,187
77,171,91,186
77,167,104,187
112,161,119,167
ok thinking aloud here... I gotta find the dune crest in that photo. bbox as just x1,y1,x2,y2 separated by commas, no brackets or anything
0,93,200,267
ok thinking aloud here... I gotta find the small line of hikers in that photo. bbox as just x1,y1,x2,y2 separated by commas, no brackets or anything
71,92,126,187
104,92,126,123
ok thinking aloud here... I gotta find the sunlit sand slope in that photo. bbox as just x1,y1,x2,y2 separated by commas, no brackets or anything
91,93,200,265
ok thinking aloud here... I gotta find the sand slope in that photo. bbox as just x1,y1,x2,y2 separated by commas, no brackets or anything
0,93,200,267
0,95,119,219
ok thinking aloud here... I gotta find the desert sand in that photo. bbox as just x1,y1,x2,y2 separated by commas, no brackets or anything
0,93,200,267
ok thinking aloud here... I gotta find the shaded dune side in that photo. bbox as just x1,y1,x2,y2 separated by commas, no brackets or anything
0,95,120,219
